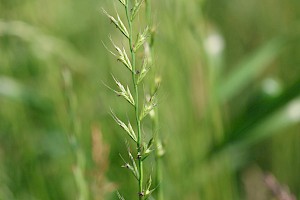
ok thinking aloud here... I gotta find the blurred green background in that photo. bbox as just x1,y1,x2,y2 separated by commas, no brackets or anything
1,0,300,199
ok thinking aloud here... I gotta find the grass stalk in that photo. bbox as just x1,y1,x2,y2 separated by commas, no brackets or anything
145,1,164,199
62,68,89,200
152,110,164,200
103,0,159,199
125,2,144,199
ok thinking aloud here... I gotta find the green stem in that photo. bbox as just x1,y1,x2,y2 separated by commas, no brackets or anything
152,109,163,200
62,69,89,200
145,1,164,200
125,2,144,199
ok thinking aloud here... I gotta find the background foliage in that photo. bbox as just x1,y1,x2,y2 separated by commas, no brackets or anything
0,0,300,199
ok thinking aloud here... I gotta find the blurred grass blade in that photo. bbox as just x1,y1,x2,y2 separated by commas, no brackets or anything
0,76,26,100
0,20,87,71
73,153,89,200
117,192,126,200
218,38,285,103
230,97,300,150
0,76,51,111
210,79,300,156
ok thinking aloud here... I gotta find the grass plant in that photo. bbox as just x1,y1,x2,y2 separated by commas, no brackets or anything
1,0,300,199
103,0,159,199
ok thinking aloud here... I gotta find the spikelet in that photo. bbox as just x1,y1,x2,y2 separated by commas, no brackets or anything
110,111,137,143
140,94,157,120
131,0,145,21
102,8,129,39
112,75,135,106
133,27,149,52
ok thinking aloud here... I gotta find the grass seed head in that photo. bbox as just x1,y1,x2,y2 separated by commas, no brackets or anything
133,26,149,52
144,176,156,200
102,8,129,38
109,37,132,71
110,110,137,142
130,0,145,21
112,75,135,106
140,94,157,120
137,58,151,84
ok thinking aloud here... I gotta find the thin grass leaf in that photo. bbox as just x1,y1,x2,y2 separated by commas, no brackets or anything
133,26,149,52
209,78,300,157
102,8,129,38
112,75,135,106
131,0,145,21
110,111,137,142
218,38,285,103
226,97,300,152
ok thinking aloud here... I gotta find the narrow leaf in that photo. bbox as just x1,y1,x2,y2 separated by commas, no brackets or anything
218,38,285,103
209,79,300,157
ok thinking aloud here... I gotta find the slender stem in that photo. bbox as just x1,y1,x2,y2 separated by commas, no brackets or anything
152,110,163,200
125,2,144,199
145,1,164,200
62,69,89,200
